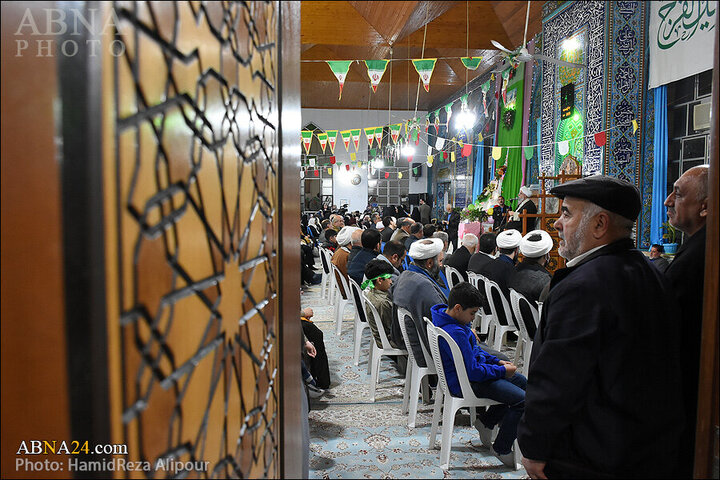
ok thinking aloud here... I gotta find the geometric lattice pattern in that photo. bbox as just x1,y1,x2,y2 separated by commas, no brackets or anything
606,1,654,248
541,1,606,177
111,2,278,477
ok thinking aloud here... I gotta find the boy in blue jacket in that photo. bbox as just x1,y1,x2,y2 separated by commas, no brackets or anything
431,282,526,467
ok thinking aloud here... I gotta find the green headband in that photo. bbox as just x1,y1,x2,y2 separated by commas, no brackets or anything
361,273,392,290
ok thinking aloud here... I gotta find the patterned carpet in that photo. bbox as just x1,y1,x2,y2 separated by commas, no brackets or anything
301,280,529,479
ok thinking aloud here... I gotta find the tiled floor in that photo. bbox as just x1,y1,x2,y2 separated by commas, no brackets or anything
301,279,528,479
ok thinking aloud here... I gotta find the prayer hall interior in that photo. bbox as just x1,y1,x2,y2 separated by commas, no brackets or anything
1,1,718,479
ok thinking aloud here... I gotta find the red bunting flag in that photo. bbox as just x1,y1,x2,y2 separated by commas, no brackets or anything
443,151,448,160
345,164,350,171
330,156,336,164
384,172,390,179
594,131,607,147
462,144,472,157
407,155,413,162
314,169,319,177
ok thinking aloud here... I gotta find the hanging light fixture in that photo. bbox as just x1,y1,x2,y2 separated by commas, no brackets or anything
455,94,476,131
402,143,415,157
455,108,476,131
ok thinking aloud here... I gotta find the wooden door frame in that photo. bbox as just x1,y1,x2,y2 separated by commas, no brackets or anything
278,1,303,477
694,24,719,479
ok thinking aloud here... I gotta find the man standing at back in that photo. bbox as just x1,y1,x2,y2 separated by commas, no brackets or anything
418,197,432,225
663,165,709,477
518,175,684,478
442,204,461,250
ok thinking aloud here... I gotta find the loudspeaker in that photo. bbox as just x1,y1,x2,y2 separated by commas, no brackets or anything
411,163,422,177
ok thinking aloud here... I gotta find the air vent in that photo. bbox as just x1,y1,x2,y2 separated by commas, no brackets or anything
693,102,711,131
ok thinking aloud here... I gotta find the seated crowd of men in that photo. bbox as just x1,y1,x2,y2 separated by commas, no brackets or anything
307,166,708,478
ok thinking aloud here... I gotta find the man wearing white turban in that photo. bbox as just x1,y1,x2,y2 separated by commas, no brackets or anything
477,229,522,323
508,230,553,306
506,185,538,233
392,238,448,367
332,227,360,282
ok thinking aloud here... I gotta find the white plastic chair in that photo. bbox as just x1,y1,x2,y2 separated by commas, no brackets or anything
425,318,507,470
509,289,540,376
347,278,372,367
318,247,333,300
444,265,464,290
331,264,352,335
363,295,408,402
397,307,435,428
468,272,492,336
483,279,518,351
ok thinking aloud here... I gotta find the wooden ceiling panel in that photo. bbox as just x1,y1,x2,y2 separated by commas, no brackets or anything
302,44,392,62
301,79,458,111
399,2,511,49
300,1,542,109
301,1,386,47
348,1,418,44
394,1,460,45
490,0,543,48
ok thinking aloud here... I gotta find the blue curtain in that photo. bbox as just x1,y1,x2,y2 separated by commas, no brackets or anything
651,86,668,245
472,140,485,202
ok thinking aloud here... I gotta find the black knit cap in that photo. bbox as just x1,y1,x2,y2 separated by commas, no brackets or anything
550,175,641,220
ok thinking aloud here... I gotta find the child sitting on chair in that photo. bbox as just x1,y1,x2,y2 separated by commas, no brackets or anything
363,259,406,374
431,281,526,468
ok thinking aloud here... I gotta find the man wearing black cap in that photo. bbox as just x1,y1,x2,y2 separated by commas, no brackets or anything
518,175,684,479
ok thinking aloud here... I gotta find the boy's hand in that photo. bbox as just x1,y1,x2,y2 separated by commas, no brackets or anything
503,363,517,378
498,360,511,365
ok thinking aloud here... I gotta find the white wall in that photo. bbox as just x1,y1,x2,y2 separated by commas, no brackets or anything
302,108,429,212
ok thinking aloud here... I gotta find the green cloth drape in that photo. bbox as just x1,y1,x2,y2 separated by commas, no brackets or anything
497,63,524,209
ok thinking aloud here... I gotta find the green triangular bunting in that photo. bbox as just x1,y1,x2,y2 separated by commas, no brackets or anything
461,57,482,70
364,60,389,93
326,60,353,100
412,58,437,92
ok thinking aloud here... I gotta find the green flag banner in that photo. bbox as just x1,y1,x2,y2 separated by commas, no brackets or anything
326,60,353,100
364,60,389,93
461,57,482,70
374,127,383,146
390,124,402,143
481,80,491,115
340,130,352,152
301,130,313,155
412,58,437,92
523,146,534,160
326,130,338,154
350,129,361,151
364,127,376,148
445,103,453,126
317,132,328,153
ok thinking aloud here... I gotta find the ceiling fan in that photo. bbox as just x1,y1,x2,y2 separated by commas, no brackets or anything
490,0,586,71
